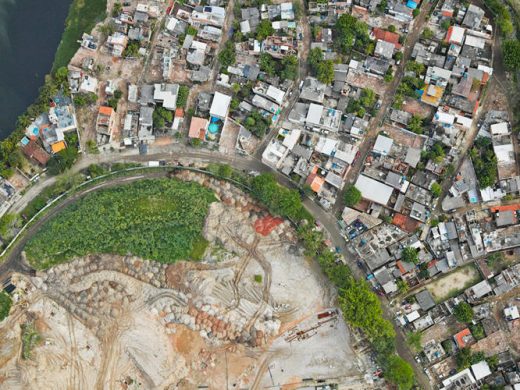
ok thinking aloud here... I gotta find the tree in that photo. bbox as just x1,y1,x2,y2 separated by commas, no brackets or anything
503,40,520,71
486,355,499,371
256,20,274,40
0,292,12,321
422,27,434,39
384,355,415,390
112,2,123,16
406,331,422,351
359,88,376,108
124,40,141,58
280,55,299,80
47,145,79,175
334,14,370,54
309,47,324,73
218,41,236,68
317,60,334,84
413,8,420,17
259,53,277,76
388,25,396,33
344,185,361,206
453,302,474,323
441,19,451,31
153,107,173,129
430,182,442,198
402,247,419,264
395,51,403,61
456,347,473,370
186,26,198,36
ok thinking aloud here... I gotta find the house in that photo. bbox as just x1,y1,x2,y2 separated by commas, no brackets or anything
261,36,297,58
374,40,395,59
210,92,232,120
191,6,226,27
305,104,341,132
106,32,129,57
197,25,222,42
21,139,50,166
96,106,115,144
373,134,394,156
355,175,394,205
415,289,436,311
188,117,208,140
504,305,519,321
154,84,179,111
372,28,402,49
462,4,485,29
454,328,475,349
139,106,154,141
300,77,326,104
445,26,466,46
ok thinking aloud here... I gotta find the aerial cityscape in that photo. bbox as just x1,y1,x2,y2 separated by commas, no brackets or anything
0,0,520,388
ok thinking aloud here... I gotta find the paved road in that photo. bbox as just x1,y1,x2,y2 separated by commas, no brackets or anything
1,144,432,388
332,0,437,215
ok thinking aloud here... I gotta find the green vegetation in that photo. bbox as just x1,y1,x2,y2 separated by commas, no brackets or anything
422,27,434,39
344,185,362,207
186,25,198,36
244,110,271,138
503,40,520,71
25,179,216,269
486,355,499,371
422,142,446,164
153,106,173,129
309,48,334,84
177,86,189,108
21,322,41,360
406,331,422,352
333,14,370,54
124,40,141,58
384,354,415,389
47,132,80,176
256,20,274,40
469,322,485,340
456,348,485,370
430,182,442,198
280,55,299,81
453,302,474,323
0,292,12,321
402,247,419,264
73,92,97,107
254,274,263,283
347,88,377,116
470,137,498,189
53,0,108,71
250,174,308,221
107,89,123,110
259,53,277,76
218,41,236,69
484,0,514,37
408,115,424,134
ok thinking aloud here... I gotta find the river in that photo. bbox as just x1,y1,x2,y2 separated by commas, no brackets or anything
0,0,71,139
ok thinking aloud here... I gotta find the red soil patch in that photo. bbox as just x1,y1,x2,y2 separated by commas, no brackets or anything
254,215,283,236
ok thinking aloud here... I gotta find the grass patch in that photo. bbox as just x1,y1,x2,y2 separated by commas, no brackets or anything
52,0,108,71
25,179,216,269
189,236,209,261
0,292,12,321
21,322,41,360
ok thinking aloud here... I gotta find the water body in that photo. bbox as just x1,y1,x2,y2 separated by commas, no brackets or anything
0,0,71,139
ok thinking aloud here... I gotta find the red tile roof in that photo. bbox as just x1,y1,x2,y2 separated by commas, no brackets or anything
22,140,50,166
373,28,402,49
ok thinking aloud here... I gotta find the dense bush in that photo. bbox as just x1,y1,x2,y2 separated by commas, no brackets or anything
25,179,216,269
470,137,498,189
0,292,12,321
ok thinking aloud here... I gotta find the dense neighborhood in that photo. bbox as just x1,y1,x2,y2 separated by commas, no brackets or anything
0,0,520,388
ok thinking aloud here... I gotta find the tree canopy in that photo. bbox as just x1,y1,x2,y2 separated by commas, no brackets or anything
344,185,362,207
453,302,474,323
402,247,419,264
334,14,370,54
384,355,415,390
0,292,12,321
470,137,498,189
503,40,520,71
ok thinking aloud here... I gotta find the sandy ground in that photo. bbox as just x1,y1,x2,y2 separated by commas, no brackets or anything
0,177,370,389
425,264,480,302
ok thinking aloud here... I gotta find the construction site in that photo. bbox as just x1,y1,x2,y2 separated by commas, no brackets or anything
0,172,372,389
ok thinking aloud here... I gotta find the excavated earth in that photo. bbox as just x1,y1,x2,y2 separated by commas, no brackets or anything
0,172,369,389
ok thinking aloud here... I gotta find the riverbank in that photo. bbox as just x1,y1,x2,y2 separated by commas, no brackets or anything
0,0,107,178
52,0,107,71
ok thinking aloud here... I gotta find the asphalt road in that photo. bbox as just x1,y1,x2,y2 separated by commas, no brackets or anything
0,145,432,389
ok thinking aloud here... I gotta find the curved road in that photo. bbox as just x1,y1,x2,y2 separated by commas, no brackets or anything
0,144,431,389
